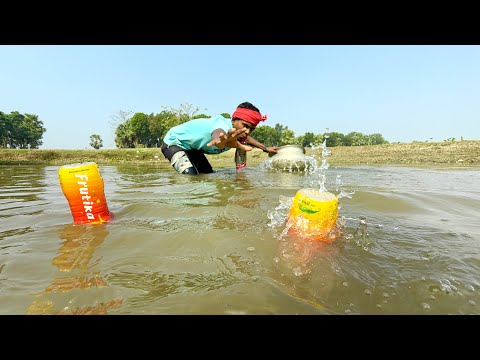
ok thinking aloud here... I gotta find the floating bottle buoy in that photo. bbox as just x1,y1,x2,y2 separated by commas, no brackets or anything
58,162,112,224
287,188,340,243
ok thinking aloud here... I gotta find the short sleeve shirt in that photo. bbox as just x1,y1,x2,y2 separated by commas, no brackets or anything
163,115,232,154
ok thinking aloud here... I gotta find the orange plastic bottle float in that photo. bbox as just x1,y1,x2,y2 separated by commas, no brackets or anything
287,188,340,243
58,162,113,224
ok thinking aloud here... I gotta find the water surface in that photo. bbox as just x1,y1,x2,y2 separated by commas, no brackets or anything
1,163,479,314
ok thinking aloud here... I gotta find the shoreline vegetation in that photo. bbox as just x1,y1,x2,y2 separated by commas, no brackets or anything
1,140,480,167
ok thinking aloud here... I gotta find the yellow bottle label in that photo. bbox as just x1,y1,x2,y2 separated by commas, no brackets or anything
288,188,339,242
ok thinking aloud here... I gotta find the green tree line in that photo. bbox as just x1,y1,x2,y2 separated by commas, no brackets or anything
0,111,46,149
113,103,388,148
0,104,388,149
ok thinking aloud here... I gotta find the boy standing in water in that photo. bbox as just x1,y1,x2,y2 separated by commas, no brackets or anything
161,102,278,174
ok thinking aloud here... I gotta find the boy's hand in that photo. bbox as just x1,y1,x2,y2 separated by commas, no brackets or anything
208,128,253,151
265,146,279,157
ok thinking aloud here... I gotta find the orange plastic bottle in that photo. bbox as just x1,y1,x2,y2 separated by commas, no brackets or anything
58,162,112,224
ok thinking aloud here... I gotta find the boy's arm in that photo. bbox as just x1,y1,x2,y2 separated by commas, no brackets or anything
246,136,279,156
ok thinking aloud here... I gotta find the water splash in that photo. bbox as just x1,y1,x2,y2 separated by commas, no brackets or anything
341,216,373,251
268,134,341,237
336,174,355,199
309,135,332,192
267,132,362,274
261,154,317,173
353,216,371,250
267,195,293,231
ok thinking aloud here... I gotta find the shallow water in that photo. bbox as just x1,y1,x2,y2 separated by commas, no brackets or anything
1,163,479,314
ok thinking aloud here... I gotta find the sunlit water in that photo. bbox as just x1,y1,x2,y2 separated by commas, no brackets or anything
1,161,480,315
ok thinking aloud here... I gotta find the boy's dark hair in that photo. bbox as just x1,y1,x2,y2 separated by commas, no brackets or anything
236,102,259,113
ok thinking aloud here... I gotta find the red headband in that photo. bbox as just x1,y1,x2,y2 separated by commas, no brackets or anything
232,108,267,126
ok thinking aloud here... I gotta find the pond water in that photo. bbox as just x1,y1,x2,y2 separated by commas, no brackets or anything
1,161,479,314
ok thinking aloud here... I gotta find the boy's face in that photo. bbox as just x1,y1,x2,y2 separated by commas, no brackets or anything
232,119,255,135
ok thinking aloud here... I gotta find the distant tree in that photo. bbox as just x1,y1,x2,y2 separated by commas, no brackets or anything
21,114,46,148
146,112,163,148
146,110,180,148
0,111,7,147
161,103,207,125
129,113,150,147
367,133,388,145
115,121,136,148
272,124,296,146
113,104,206,148
89,134,103,149
191,114,211,120
322,132,344,147
279,128,296,145
345,132,369,146
109,103,392,150
252,125,279,146
179,103,206,119
0,111,46,148
110,110,133,130
250,123,296,146
301,132,317,147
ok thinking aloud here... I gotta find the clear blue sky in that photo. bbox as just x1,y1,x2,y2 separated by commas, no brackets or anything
1,45,479,149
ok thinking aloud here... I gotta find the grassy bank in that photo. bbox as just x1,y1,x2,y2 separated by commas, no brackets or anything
1,140,480,167
326,140,480,165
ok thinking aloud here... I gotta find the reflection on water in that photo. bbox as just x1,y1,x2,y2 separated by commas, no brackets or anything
1,164,480,314
27,224,123,315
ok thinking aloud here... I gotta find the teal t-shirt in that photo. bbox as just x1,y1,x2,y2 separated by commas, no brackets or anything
163,115,232,154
